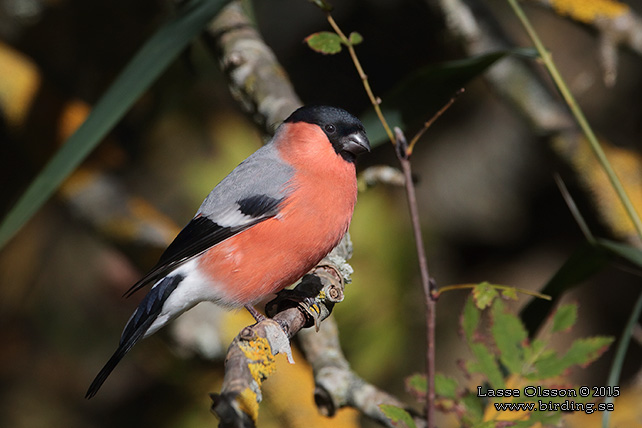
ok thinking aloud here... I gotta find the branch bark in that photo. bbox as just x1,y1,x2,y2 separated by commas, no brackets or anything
210,261,342,427
203,1,302,134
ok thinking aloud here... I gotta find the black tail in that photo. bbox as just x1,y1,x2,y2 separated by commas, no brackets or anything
85,324,149,399
86,274,183,398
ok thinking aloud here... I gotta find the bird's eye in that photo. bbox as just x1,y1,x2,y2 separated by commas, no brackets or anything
325,124,336,133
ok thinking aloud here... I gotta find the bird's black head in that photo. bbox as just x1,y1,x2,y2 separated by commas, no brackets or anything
284,105,370,162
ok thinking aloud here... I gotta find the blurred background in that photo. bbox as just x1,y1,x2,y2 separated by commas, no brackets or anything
1,0,642,427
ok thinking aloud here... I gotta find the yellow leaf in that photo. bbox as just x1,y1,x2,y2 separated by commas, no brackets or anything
554,135,642,240
550,0,628,23
0,41,40,127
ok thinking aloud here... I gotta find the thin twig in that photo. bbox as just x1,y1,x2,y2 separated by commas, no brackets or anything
507,0,642,241
394,128,436,428
553,174,596,245
407,88,465,156
325,13,396,144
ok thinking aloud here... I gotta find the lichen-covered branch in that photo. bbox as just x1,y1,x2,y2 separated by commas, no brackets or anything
210,260,345,426
527,0,642,85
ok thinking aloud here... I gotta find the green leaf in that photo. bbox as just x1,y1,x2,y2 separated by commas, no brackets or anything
307,0,334,12
528,409,564,426
468,342,505,389
523,240,641,336
471,422,500,428
379,404,417,428
348,31,363,45
564,336,614,366
305,31,343,54
460,393,484,425
405,373,427,401
551,303,577,333
0,0,231,249
491,299,527,374
360,48,538,145
462,296,480,341
472,282,498,310
532,353,569,378
523,338,545,364
435,373,458,399
521,242,608,335
598,238,642,268
534,336,613,378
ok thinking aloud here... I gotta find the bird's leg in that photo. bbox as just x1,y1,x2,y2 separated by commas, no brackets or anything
265,288,327,332
244,304,267,323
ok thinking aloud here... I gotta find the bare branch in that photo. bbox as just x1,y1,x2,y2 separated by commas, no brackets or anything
360,165,406,188
394,127,437,428
203,1,302,134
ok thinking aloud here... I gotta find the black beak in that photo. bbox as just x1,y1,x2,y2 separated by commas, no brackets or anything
340,131,370,157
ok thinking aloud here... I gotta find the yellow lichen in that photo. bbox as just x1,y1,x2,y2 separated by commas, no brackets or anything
549,0,629,23
240,336,277,385
236,387,260,424
232,336,279,423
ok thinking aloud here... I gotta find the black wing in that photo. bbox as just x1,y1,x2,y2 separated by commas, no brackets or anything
123,195,284,298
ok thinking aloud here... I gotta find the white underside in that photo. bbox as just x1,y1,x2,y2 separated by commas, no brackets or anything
142,258,226,338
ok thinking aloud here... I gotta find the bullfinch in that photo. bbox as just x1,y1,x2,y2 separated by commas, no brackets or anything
86,105,370,398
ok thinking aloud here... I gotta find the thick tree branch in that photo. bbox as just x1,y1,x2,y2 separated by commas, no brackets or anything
210,262,342,427
203,2,426,426
203,1,302,135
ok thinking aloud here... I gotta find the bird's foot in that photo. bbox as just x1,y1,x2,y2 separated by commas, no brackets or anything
244,304,266,323
266,288,328,332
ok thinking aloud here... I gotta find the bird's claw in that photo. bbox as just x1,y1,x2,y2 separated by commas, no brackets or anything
265,287,332,331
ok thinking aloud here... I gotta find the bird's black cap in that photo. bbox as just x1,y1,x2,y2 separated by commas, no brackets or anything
285,105,370,162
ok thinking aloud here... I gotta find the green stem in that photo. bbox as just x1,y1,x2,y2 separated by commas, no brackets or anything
603,291,642,428
326,14,396,144
437,283,551,300
507,0,642,240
